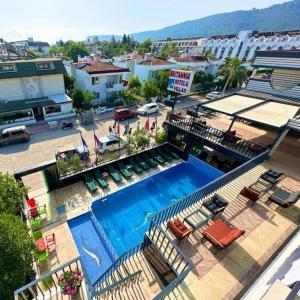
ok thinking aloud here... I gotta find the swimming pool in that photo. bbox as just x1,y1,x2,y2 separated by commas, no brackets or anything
92,156,223,255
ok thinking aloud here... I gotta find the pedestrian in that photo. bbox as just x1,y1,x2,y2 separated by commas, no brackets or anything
150,125,154,133
152,121,156,129
109,126,112,134
137,121,140,130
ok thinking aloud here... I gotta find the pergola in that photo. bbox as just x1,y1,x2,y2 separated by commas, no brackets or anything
201,94,300,130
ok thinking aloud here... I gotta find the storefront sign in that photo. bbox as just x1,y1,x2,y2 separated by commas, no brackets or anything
167,69,194,95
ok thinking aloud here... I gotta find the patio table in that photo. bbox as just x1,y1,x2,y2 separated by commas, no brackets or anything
35,238,46,252
184,208,211,230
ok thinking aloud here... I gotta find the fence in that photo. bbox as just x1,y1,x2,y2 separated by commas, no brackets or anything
90,209,118,261
150,149,269,226
14,257,86,300
165,113,269,159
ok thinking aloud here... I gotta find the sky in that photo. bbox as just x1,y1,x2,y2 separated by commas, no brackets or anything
0,0,290,44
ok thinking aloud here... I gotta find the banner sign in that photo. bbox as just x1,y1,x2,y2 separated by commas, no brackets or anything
167,69,194,95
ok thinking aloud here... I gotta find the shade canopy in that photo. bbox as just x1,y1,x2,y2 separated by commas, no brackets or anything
201,94,299,128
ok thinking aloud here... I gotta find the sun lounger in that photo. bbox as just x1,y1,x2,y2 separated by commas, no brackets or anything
135,156,150,170
260,169,284,185
83,173,98,192
94,169,108,189
239,186,261,205
164,146,180,159
268,187,300,208
157,147,173,162
128,158,143,174
142,153,158,168
150,149,165,164
117,161,132,179
201,219,245,249
203,194,229,217
107,165,122,182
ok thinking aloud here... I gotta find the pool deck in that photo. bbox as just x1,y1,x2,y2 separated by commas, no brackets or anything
20,113,300,300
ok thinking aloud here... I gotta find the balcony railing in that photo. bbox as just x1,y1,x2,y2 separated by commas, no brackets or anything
165,113,269,159
14,257,88,300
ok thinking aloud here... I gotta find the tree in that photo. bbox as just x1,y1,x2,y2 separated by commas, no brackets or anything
203,48,215,59
0,172,27,214
155,70,170,98
154,129,168,145
137,38,152,55
131,128,150,150
65,41,89,62
128,76,141,95
0,213,36,300
141,80,159,102
219,57,247,93
63,73,75,95
159,43,179,59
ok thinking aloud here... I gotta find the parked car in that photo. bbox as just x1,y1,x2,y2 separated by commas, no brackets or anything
137,103,159,115
112,108,138,121
95,134,124,154
0,125,30,147
206,91,223,100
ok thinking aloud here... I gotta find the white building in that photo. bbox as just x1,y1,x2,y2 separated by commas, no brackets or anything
153,37,204,55
115,57,176,82
11,38,50,56
154,29,300,61
0,58,75,129
71,60,130,104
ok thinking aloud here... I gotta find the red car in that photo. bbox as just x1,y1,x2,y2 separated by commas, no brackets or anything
113,108,138,121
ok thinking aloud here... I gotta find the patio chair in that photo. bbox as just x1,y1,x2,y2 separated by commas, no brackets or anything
107,165,123,182
29,207,40,219
45,233,56,249
94,169,109,189
27,198,37,209
38,204,47,216
268,187,300,208
31,217,41,231
117,161,132,179
150,149,165,164
201,219,245,249
83,173,98,192
142,153,158,168
202,194,229,217
135,155,150,170
164,146,180,159
167,219,192,241
37,250,49,263
157,148,173,162
128,158,143,174
260,169,284,185
239,186,261,205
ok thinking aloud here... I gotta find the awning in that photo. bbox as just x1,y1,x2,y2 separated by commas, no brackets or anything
236,101,299,128
0,97,55,114
201,94,300,128
202,95,265,115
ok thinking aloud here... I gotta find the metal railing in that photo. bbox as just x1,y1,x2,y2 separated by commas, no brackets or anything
150,149,269,226
92,241,145,293
14,256,87,300
90,210,118,261
166,113,269,159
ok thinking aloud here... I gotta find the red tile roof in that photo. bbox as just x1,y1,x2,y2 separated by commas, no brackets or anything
79,61,129,74
139,57,174,66
173,56,208,63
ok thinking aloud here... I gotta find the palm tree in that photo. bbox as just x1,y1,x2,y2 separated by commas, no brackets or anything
219,57,247,93
203,48,214,59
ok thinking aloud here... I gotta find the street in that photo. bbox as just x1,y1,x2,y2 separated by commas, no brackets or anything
0,95,205,173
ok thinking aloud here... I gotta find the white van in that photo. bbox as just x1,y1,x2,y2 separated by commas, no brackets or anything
0,125,30,147
95,134,124,154
137,103,159,115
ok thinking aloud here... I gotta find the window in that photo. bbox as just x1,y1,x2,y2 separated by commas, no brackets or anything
44,105,61,114
36,62,52,70
92,77,99,85
0,64,15,72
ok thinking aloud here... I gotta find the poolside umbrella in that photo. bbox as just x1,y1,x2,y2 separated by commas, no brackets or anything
80,132,88,150
93,130,102,148
145,117,150,131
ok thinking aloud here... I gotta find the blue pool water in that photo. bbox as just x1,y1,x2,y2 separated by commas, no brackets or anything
68,214,113,285
92,156,223,255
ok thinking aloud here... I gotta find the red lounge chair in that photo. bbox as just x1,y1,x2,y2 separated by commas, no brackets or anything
30,207,39,219
45,233,56,249
167,219,192,241
240,186,261,204
202,219,245,249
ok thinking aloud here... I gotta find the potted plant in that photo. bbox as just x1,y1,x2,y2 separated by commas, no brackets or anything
58,270,83,296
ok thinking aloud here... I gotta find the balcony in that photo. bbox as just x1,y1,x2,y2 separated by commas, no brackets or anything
106,82,125,92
